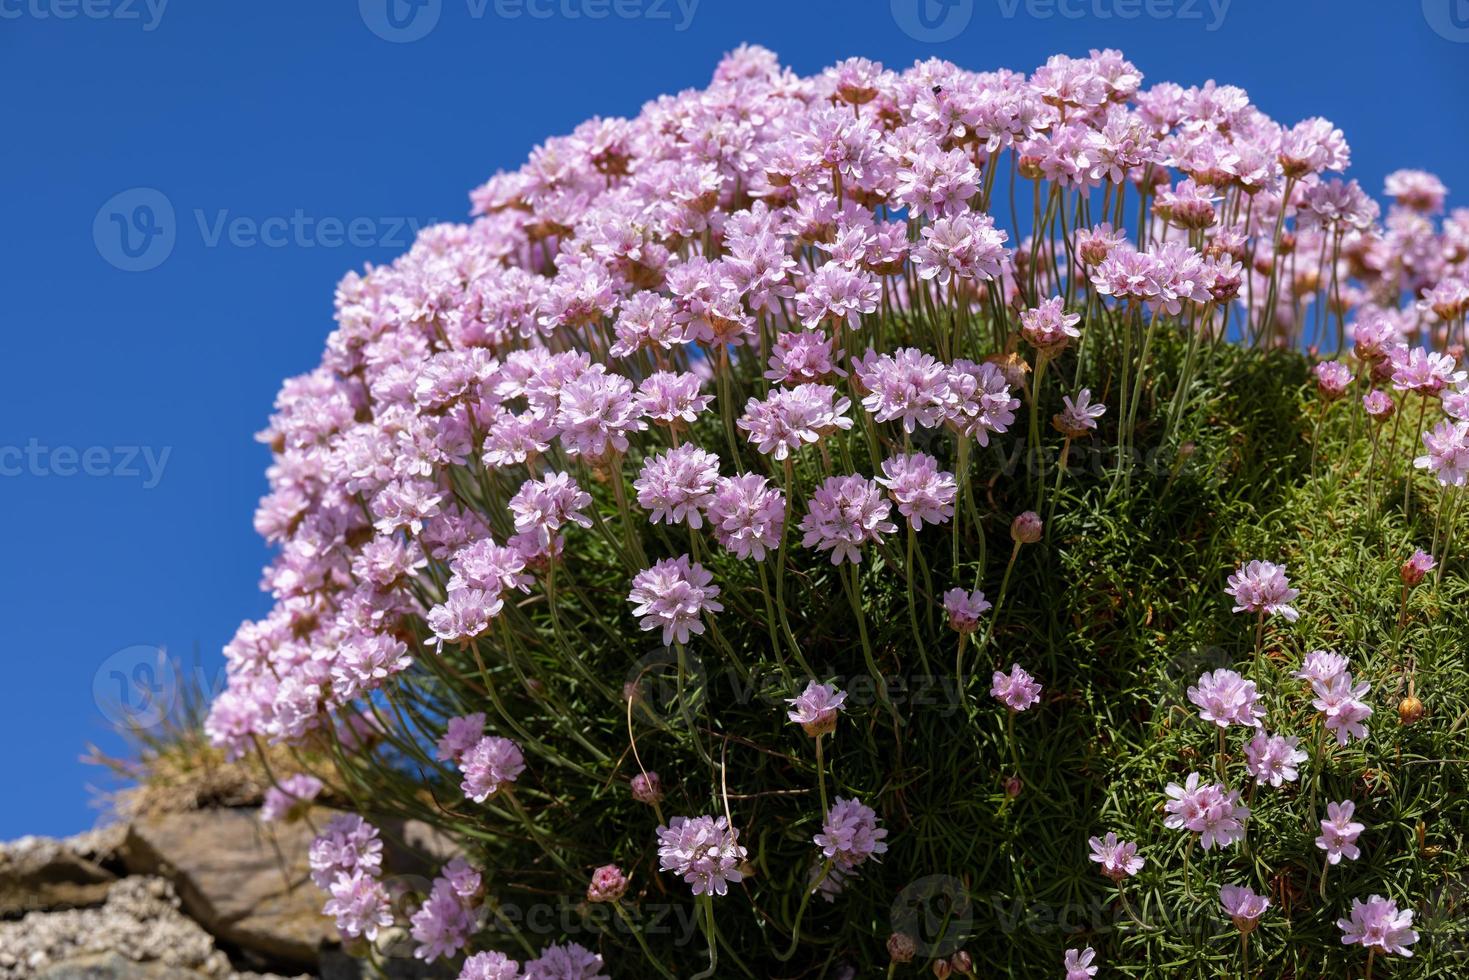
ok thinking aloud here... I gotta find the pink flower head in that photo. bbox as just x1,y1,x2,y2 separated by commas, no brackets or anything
630,771,663,805
587,864,629,903
635,444,720,529
1053,389,1106,438
656,815,747,897
1187,669,1265,729
765,330,846,385
814,797,888,869
1385,168,1447,213
1243,731,1308,787
1314,361,1354,401
509,472,593,548
1011,511,1043,544
1293,650,1349,689
436,713,486,764
991,663,1042,712
1311,672,1373,746
1390,346,1459,396
799,474,897,565
912,213,1009,285
943,588,991,634
1020,297,1082,355
1362,389,1396,422
1225,560,1300,622
1316,800,1365,865
523,942,609,980
738,384,853,461
261,773,323,823
707,474,785,560
1087,832,1144,882
1402,549,1436,586
555,366,646,461
945,359,1020,444
1414,419,1469,487
1164,772,1250,850
876,453,957,530
458,736,525,802
461,951,521,980
1338,895,1418,957
627,555,723,646
309,814,384,889
1220,883,1269,934
323,870,394,942
854,348,953,433
410,870,478,962
787,680,847,736
1063,946,1098,980
636,371,712,427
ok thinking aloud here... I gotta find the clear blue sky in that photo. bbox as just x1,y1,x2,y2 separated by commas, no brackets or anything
3,1,1466,839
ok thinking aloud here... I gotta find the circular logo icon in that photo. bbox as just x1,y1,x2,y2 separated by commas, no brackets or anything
625,645,707,728
1419,871,1469,960
1423,0,1469,42
93,188,175,272
93,645,177,730
891,874,973,957
1153,645,1233,720
359,0,442,42
890,0,974,43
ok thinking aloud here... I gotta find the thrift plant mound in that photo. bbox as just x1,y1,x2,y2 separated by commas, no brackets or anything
209,46,1469,978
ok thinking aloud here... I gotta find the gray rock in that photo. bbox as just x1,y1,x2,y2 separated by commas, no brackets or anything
0,835,118,916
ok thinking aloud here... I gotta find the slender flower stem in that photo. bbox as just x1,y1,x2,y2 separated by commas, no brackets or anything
774,861,831,962
613,903,678,980
814,733,830,818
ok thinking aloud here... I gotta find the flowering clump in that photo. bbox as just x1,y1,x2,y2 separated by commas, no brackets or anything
205,43,1469,977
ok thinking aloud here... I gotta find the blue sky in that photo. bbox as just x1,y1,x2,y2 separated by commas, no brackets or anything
2,1,1466,839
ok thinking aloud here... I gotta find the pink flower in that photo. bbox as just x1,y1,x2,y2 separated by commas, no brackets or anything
459,736,525,802
555,366,646,461
309,815,383,888
877,453,957,530
410,870,478,961
1225,560,1300,622
738,384,853,461
787,681,846,736
1316,800,1365,864
1187,669,1265,729
707,474,785,560
1053,389,1106,438
509,472,593,548
636,371,712,427
1402,549,1437,586
765,331,846,385
587,864,629,903
261,774,323,823
1063,946,1097,980
1338,895,1418,957
945,360,1019,444
1314,361,1354,401
1362,389,1396,421
523,942,609,980
1011,511,1043,544
1087,832,1144,882
323,870,393,942
912,213,1009,284
814,797,888,869
943,588,991,634
799,474,897,565
1220,883,1269,933
1293,650,1349,689
635,444,720,529
627,556,723,646
435,713,486,764
1311,672,1374,746
1020,297,1082,355
631,771,663,805
1243,731,1308,787
656,815,747,897
460,951,520,980
991,663,1042,712
854,348,953,433
1414,419,1469,486
1164,772,1249,850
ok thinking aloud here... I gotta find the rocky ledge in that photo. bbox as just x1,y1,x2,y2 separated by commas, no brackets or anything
0,811,453,980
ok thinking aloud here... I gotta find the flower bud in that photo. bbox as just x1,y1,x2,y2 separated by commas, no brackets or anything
932,958,952,979
1011,511,1043,545
1399,695,1425,725
887,933,916,964
1401,549,1436,586
587,864,629,903
1004,775,1024,798
631,771,663,805
949,950,974,975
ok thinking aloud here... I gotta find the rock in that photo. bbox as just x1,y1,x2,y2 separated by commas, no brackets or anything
0,835,117,916
0,876,298,980
120,811,332,971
